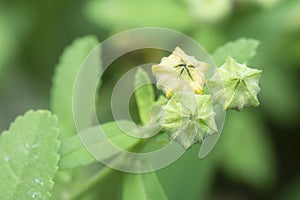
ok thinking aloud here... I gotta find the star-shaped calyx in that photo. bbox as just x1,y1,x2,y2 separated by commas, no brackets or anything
161,92,218,149
207,56,262,111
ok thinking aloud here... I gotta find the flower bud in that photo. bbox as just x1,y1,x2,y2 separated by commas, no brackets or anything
161,92,218,149
207,56,262,111
152,47,208,98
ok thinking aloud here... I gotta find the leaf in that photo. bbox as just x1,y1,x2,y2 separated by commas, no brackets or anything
59,120,140,169
211,38,260,66
50,35,99,139
50,35,100,200
218,111,276,189
123,172,168,200
134,68,155,125
58,134,95,170
187,0,231,23
157,146,217,200
84,0,191,30
0,110,60,200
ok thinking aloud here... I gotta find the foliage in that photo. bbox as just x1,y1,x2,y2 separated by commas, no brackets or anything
134,68,155,125
59,120,140,170
123,172,168,200
0,36,266,199
211,38,260,66
217,111,276,189
0,110,60,199
0,0,300,199
51,35,99,140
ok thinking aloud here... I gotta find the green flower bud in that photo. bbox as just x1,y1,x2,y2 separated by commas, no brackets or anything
207,56,262,111
152,47,209,98
161,92,218,149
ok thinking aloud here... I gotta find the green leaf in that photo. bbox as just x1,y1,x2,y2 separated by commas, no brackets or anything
58,134,95,170
218,111,276,189
50,35,100,200
0,110,60,200
157,146,217,200
84,0,191,30
50,35,99,139
123,172,168,200
134,68,155,125
187,0,231,23
59,120,140,169
211,38,260,66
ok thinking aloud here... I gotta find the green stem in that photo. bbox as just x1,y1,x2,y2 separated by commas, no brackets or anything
70,137,155,199
70,166,114,200
69,139,146,200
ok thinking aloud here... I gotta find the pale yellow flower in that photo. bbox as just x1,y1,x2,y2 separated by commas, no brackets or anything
152,47,208,98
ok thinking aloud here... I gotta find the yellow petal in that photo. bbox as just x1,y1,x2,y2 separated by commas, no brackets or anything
152,47,209,98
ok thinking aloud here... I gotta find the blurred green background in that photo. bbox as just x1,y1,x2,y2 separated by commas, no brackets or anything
1,0,300,199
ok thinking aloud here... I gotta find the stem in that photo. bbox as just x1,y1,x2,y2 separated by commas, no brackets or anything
69,139,146,200
70,138,154,199
70,166,114,200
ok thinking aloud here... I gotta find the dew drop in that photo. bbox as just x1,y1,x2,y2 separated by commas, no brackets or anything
32,143,40,148
34,178,44,186
4,155,9,162
29,190,42,199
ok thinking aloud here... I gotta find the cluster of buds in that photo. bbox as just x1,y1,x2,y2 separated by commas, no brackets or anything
151,47,262,149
